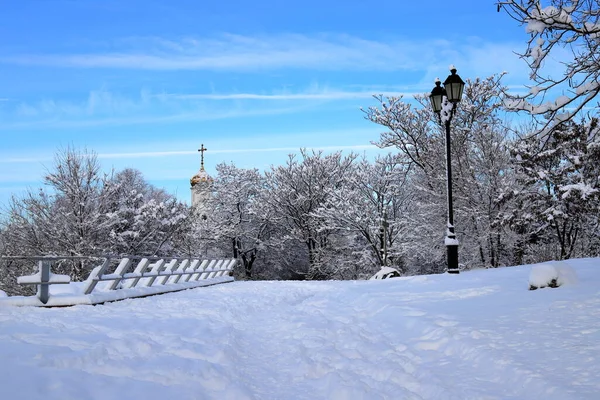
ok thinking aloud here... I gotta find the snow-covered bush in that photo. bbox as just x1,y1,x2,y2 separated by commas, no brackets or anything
529,262,578,290
370,266,401,280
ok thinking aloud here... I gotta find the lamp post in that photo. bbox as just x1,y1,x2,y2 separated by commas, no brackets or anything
380,211,389,267
429,65,465,274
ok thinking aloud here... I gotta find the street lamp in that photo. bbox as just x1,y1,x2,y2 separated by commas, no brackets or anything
380,211,389,267
429,65,465,274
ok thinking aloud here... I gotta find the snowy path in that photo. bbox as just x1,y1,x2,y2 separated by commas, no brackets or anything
1,258,599,399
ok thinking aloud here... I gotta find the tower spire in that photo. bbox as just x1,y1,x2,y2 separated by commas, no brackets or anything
198,144,208,171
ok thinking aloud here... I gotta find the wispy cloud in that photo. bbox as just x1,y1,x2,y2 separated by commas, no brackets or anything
0,185,29,193
1,101,326,130
1,34,424,71
158,91,415,101
14,89,153,118
1,33,523,75
0,33,535,130
0,84,424,130
0,156,53,164
0,145,381,165
98,144,378,159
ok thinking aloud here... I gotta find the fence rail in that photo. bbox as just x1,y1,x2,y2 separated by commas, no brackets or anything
0,256,236,307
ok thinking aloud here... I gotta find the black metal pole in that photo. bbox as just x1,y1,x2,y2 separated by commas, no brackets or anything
445,111,459,274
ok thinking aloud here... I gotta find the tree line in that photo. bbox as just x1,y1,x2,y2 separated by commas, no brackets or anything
2,100,598,291
1,0,599,292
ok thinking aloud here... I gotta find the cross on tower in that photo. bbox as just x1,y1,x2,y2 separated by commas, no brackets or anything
198,144,208,170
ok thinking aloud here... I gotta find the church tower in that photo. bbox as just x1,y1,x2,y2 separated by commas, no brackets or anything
190,144,213,209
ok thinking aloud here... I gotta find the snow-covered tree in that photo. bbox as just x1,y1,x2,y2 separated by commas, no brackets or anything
0,149,189,286
43,147,111,260
450,74,518,268
104,168,188,256
204,163,267,278
508,118,600,260
364,74,518,270
314,154,411,277
260,149,357,280
0,148,112,279
499,0,600,133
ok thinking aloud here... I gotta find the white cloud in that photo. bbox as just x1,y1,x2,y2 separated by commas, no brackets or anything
0,101,326,130
14,89,151,118
97,144,378,160
0,33,537,130
0,144,381,166
1,33,524,76
157,90,417,101
0,84,425,130
0,156,52,164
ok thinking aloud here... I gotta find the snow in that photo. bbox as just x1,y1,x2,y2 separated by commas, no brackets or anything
530,85,542,95
529,261,579,289
444,237,460,246
1,258,600,399
16,271,71,285
560,182,598,200
526,20,547,34
369,266,400,280
0,276,234,307
554,95,571,108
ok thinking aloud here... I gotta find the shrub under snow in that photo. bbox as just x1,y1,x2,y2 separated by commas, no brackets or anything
529,262,578,290
370,266,401,280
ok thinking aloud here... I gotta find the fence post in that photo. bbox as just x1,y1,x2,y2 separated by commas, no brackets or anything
145,260,166,287
157,259,178,285
184,259,201,282
108,258,132,290
207,260,224,279
129,258,150,288
220,259,236,277
190,259,209,281
83,258,111,295
172,259,190,284
37,260,51,304
197,260,214,280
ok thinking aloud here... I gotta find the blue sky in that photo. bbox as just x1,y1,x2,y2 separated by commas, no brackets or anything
0,0,530,208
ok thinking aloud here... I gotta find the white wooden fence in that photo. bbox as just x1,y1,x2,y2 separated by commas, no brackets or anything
0,256,236,307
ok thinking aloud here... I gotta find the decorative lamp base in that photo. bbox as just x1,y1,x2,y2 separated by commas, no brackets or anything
446,243,459,274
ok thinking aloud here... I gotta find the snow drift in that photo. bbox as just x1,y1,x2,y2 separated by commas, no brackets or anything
0,258,599,399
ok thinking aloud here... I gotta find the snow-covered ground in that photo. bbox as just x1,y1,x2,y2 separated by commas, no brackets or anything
1,258,599,400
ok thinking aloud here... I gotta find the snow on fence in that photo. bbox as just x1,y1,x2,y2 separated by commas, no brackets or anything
0,256,236,307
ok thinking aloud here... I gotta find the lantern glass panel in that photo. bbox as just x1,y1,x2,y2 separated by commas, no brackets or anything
430,81,446,113
430,93,443,113
443,70,465,103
